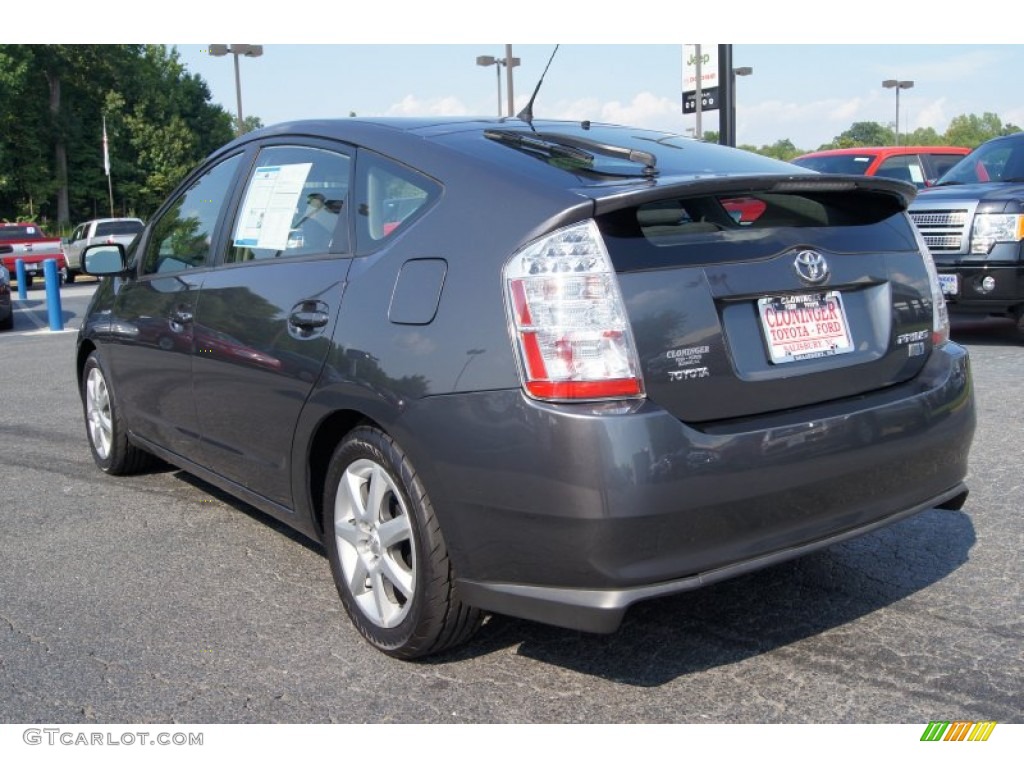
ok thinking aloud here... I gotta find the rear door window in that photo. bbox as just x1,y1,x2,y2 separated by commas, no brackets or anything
226,144,351,263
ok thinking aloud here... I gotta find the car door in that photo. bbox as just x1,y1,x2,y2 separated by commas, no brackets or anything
105,152,247,458
190,141,353,507
66,223,87,270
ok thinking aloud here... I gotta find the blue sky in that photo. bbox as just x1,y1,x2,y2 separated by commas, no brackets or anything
173,43,1024,151
40,3,1023,152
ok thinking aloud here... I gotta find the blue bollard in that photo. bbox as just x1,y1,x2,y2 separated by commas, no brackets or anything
15,259,27,300
43,259,64,331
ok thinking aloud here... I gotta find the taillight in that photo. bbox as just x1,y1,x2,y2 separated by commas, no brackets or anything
910,215,950,345
503,220,644,401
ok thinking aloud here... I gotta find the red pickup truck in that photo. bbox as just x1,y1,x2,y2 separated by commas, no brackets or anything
0,222,67,289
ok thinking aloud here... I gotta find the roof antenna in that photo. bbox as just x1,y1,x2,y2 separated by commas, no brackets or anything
517,44,559,127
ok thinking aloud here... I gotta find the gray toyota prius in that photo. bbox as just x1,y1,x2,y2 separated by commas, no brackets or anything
76,117,975,658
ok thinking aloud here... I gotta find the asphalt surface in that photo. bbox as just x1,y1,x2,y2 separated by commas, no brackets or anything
1,282,1021,724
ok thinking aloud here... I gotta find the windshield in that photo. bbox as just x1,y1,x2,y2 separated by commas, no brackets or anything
936,135,1024,185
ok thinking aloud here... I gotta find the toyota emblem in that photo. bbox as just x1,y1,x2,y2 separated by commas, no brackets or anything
794,250,829,284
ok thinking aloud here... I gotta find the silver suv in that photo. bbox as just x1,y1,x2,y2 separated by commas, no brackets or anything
63,218,144,282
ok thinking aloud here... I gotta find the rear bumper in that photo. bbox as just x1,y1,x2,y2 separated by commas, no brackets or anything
456,483,967,633
1,255,67,274
398,342,975,633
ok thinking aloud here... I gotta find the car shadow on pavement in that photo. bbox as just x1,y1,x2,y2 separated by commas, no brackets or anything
172,470,327,556
429,508,976,684
949,316,1020,346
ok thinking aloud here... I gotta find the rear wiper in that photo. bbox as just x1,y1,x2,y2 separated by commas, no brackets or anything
484,129,594,165
532,132,658,176
484,129,658,177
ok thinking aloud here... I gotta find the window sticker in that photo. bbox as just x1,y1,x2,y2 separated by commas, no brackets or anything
233,163,313,250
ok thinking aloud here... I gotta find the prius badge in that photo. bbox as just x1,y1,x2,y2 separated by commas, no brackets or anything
794,250,829,285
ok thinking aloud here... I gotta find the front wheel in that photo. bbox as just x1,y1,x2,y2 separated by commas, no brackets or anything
81,351,154,475
323,426,482,659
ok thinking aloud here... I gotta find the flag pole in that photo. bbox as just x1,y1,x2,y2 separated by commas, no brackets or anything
103,116,114,217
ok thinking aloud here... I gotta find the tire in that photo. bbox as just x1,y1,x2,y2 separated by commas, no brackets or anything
66,270,77,285
323,426,482,659
0,310,11,331
22,274,33,290
81,351,154,475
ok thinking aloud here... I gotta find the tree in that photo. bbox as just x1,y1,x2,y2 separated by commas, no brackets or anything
0,44,234,227
823,121,895,150
240,115,264,134
944,112,1019,148
904,126,944,146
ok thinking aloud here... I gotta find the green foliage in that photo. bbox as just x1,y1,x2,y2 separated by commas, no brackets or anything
943,112,1019,148
0,44,236,226
904,126,943,146
822,121,895,150
240,115,264,134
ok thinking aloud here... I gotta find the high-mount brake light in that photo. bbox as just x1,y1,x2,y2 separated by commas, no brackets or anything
504,220,644,401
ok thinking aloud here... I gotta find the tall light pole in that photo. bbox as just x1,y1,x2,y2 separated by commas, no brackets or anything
476,50,520,117
209,44,263,136
882,79,914,146
723,65,753,147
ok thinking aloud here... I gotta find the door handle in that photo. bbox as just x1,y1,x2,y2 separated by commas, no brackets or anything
288,300,331,337
290,310,329,329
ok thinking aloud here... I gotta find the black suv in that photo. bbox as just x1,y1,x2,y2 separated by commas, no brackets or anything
909,132,1024,337
77,118,975,658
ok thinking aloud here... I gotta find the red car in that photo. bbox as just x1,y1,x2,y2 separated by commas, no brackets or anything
791,146,971,188
0,222,67,289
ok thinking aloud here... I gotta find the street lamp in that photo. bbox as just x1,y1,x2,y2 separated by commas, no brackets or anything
725,66,754,147
882,79,914,146
476,50,520,117
209,44,264,136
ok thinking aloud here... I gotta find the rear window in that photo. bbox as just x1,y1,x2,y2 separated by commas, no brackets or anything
791,155,876,175
598,190,916,271
0,225,43,240
95,220,143,237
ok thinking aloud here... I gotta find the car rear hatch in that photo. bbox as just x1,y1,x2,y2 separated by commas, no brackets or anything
593,176,939,423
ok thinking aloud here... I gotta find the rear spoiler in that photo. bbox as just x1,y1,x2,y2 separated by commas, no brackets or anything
591,174,917,216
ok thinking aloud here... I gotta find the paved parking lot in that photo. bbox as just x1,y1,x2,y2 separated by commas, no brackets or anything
1,283,1021,723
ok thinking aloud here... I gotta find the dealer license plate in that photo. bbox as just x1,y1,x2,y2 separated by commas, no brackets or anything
758,291,854,364
938,273,959,296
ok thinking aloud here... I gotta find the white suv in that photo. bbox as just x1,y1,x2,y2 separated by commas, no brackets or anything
63,218,144,282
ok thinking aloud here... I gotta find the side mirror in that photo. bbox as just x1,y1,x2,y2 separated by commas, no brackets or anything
82,243,126,276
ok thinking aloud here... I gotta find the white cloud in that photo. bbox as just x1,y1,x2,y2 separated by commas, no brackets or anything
913,98,950,136
549,92,682,132
386,94,471,116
